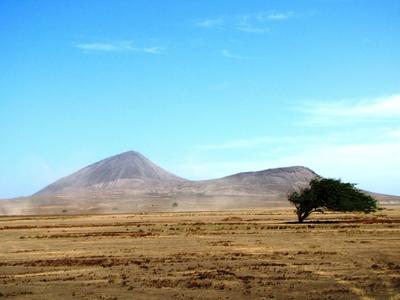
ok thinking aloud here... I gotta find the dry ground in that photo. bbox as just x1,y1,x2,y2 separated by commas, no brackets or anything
0,208,399,299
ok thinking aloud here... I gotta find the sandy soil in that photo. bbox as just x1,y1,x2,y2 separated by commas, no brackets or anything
0,208,399,299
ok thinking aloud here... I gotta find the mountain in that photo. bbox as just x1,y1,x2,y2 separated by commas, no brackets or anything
35,151,186,196
0,151,399,215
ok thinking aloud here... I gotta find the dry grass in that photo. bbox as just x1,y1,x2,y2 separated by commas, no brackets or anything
0,208,399,299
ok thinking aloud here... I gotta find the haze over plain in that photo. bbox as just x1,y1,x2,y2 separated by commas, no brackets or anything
1,0,399,198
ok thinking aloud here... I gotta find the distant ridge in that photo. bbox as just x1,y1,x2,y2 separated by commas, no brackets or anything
1,150,399,215
174,166,318,196
221,166,317,186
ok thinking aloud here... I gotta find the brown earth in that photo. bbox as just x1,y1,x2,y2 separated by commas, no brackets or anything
1,208,400,299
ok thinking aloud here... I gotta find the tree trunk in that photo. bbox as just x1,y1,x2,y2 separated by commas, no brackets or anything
297,210,311,223
296,210,304,223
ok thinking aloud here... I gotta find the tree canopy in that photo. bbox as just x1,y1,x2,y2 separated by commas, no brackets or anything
288,178,377,222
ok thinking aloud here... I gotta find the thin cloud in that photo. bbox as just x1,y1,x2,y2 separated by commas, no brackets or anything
303,94,400,120
387,129,400,138
266,11,294,21
77,43,120,51
76,41,163,54
236,13,270,34
221,49,259,60
197,127,396,152
195,10,295,34
143,46,163,54
195,18,223,28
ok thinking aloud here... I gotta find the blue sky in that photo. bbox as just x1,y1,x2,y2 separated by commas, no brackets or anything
1,0,400,198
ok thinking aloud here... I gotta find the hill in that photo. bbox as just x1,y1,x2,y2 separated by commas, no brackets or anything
0,151,399,215
35,151,186,196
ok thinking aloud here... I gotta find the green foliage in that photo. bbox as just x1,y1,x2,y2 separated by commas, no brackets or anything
288,178,377,222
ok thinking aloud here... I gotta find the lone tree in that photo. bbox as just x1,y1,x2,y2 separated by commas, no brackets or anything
288,178,377,223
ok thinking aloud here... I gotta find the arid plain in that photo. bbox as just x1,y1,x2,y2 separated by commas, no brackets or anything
1,208,399,299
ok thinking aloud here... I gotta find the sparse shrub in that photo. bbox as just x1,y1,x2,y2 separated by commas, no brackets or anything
172,202,178,208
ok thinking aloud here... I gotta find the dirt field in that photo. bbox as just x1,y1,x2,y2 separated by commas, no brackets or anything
1,208,399,299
